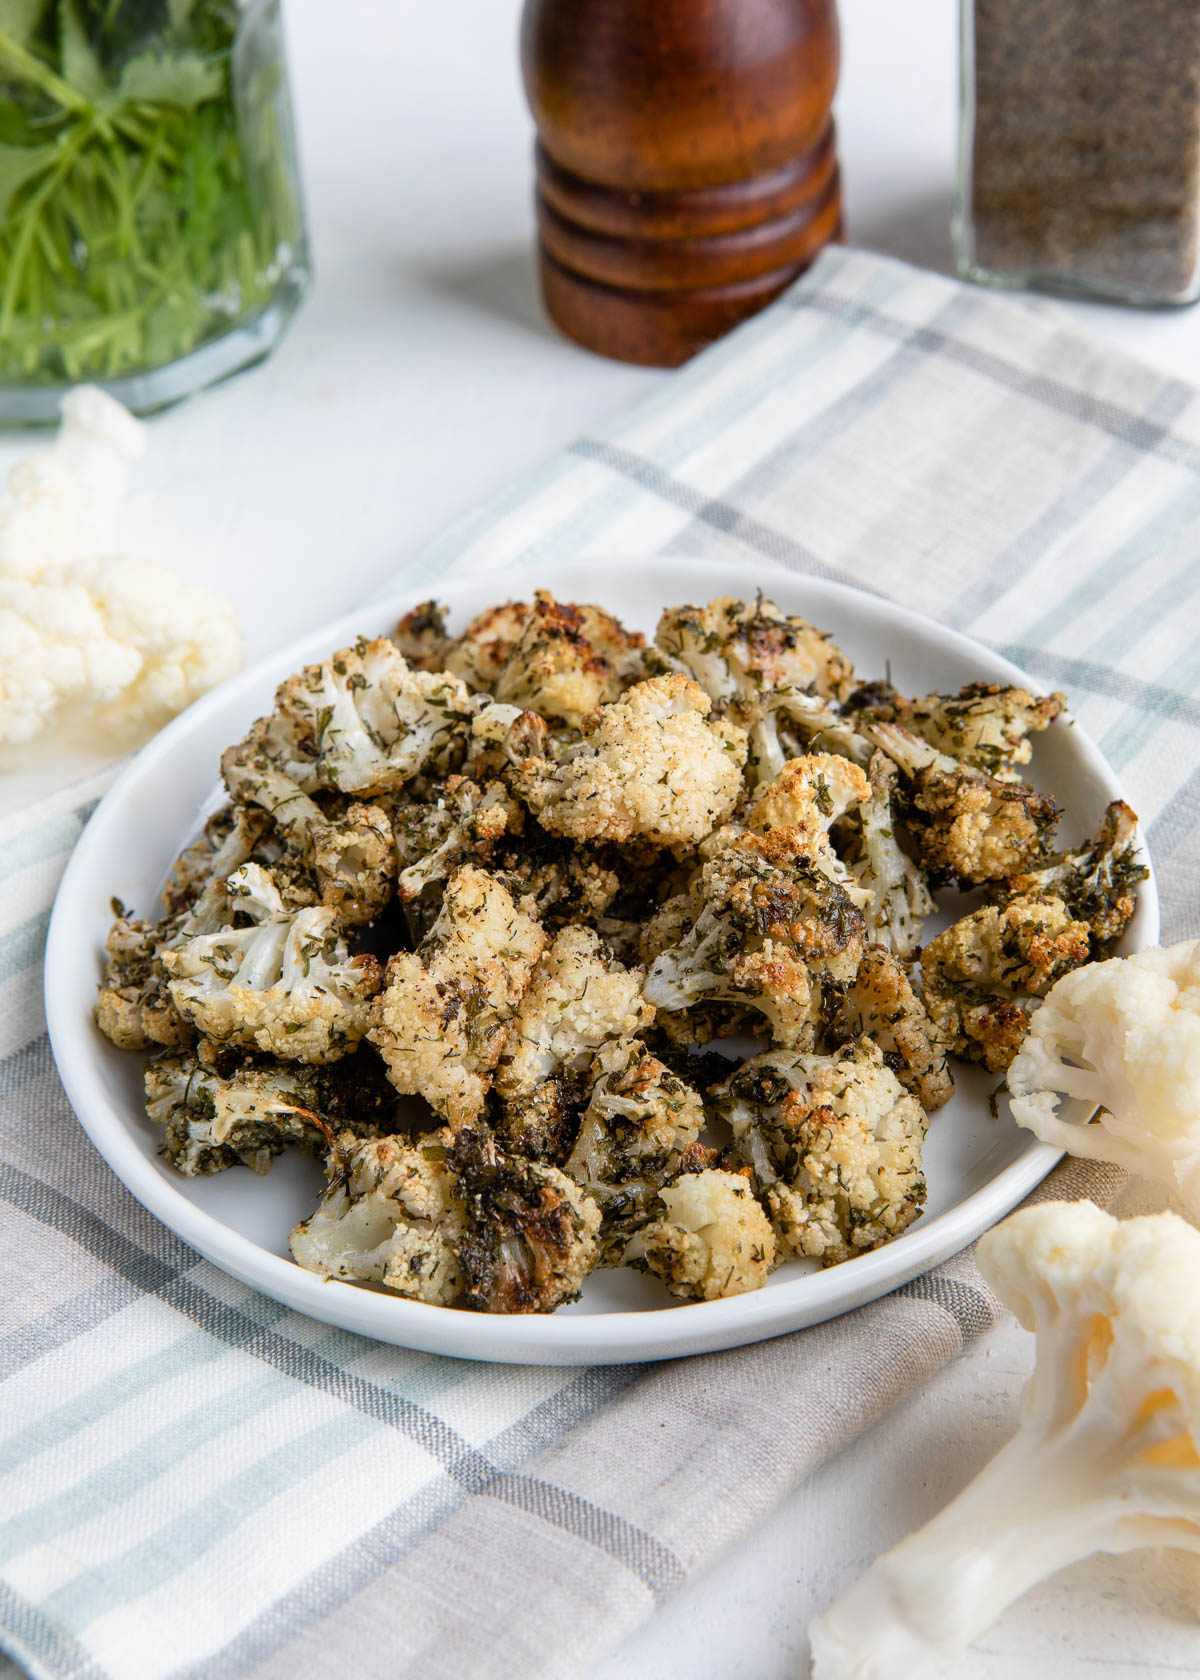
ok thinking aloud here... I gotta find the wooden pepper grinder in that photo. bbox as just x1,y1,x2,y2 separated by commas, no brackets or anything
520,0,841,367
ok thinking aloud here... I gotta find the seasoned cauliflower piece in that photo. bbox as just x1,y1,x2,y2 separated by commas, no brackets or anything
746,751,873,906
391,777,518,903
869,720,1059,886
845,752,934,958
921,893,1092,1073
832,945,953,1112
369,864,546,1126
715,1039,928,1266
448,1127,602,1313
656,595,855,706
145,1051,332,1175
564,1036,708,1254
391,599,451,670
643,832,866,1047
291,1130,467,1306
1002,799,1147,945
517,674,747,847
623,1168,775,1301
223,636,476,798
490,590,648,727
162,863,382,1063
494,926,654,1158
443,600,539,691
853,680,1065,779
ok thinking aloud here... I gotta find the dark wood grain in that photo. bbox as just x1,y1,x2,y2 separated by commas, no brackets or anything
521,0,842,365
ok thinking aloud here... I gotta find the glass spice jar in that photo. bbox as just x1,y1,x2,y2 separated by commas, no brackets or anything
0,0,309,422
955,0,1200,306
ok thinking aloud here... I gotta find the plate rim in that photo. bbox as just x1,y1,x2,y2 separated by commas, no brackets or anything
44,556,1160,1365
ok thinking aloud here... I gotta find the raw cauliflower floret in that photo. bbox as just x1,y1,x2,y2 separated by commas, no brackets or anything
291,1130,467,1306
853,679,1065,779
145,1051,332,1176
493,925,654,1157
713,1039,928,1266
161,863,382,1063
517,673,747,847
1007,940,1200,1216
368,864,546,1126
448,1126,602,1313
623,1168,775,1301
643,832,866,1047
1002,798,1147,945
223,636,476,798
922,893,1092,1074
489,590,649,727
833,944,954,1112
845,751,934,958
868,720,1059,886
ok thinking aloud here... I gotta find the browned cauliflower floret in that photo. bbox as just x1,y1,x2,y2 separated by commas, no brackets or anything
921,893,1093,1073
844,751,934,958
832,945,954,1112
368,864,546,1126
161,863,382,1063
443,600,539,691
869,720,1059,887
222,636,476,798
853,679,1065,779
390,777,519,903
622,1168,775,1300
448,1127,602,1313
290,1130,468,1306
656,595,855,706
489,590,649,727
714,1039,928,1266
145,1050,333,1175
643,832,866,1047
392,600,451,670
564,1036,708,1256
493,926,654,1158
1001,799,1148,946
516,674,747,847
746,751,874,908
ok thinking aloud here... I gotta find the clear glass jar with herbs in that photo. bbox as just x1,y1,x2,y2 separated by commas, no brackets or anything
956,0,1200,306
0,0,309,421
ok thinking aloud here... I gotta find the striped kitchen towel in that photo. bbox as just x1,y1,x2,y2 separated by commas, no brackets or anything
2,245,1199,1680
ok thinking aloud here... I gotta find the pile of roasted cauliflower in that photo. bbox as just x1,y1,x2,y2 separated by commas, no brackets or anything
95,590,1147,1314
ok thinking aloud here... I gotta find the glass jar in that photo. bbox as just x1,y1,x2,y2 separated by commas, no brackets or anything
955,0,1200,306
0,0,309,422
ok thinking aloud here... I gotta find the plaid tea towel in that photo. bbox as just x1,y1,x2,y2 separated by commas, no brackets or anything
3,246,1199,1680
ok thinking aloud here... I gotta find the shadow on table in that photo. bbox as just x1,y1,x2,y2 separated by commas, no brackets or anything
415,246,556,342
850,188,956,278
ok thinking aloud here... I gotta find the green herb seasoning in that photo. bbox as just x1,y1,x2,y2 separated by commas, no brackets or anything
0,0,308,414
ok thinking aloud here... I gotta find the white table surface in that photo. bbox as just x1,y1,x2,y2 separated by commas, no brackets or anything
4,0,1199,1674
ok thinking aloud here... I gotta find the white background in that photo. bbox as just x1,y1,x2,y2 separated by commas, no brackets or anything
5,0,1200,1673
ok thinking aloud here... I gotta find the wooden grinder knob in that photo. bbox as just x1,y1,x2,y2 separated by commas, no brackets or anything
520,0,842,367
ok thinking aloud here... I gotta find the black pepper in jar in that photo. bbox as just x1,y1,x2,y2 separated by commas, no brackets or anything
957,0,1200,304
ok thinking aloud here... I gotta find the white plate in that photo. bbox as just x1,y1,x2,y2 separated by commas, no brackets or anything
45,558,1159,1365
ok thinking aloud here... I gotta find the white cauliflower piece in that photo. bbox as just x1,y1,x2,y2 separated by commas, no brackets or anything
291,1130,467,1306
0,388,241,746
517,674,747,847
623,1168,775,1301
145,1052,332,1176
848,752,934,958
1007,939,1200,1215
161,863,381,1062
368,864,547,1127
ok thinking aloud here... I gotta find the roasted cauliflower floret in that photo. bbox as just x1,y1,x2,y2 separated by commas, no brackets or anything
145,1050,333,1175
489,590,648,727
391,599,451,670
643,833,866,1047
161,863,382,1063
493,926,654,1158
448,1127,601,1313
368,864,546,1126
832,944,954,1112
390,777,519,903
222,636,476,798
517,674,747,847
714,1039,928,1266
564,1036,708,1252
921,893,1093,1073
746,751,873,906
443,600,539,691
854,679,1065,779
844,751,934,958
1001,799,1147,945
290,1130,467,1306
869,721,1059,886
623,1168,775,1301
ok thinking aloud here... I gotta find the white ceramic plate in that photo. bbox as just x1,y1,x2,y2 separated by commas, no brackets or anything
45,558,1158,1365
